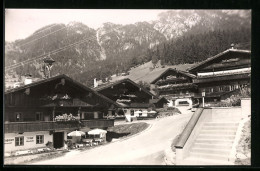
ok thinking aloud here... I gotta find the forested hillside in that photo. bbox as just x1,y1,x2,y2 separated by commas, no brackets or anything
146,27,251,67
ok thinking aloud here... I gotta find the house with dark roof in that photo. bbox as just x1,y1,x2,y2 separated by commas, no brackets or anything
149,97,169,108
150,68,197,108
94,78,162,119
4,74,118,153
188,49,251,103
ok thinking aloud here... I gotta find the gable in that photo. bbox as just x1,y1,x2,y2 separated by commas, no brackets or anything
189,49,251,73
150,68,194,84
5,75,117,108
96,79,155,102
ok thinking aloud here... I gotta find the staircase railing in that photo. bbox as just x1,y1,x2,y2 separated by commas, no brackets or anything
175,108,204,148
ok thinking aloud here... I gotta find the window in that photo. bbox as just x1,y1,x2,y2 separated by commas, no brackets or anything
15,136,24,146
230,85,236,91
15,112,22,122
219,86,224,91
208,88,213,93
36,112,43,121
36,135,44,144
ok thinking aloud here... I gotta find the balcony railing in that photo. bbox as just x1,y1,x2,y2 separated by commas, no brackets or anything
4,121,80,133
81,119,114,128
4,119,114,133
193,73,250,83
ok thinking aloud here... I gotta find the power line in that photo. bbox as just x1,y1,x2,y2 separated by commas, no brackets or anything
18,25,68,47
5,25,126,71
15,24,58,43
5,37,94,71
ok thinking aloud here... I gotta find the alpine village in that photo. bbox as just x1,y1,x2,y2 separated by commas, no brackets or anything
4,10,251,165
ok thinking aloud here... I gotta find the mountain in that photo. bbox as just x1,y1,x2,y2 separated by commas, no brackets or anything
152,10,251,40
5,10,251,87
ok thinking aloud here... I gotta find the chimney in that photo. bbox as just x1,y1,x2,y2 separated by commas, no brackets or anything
94,78,98,88
24,74,32,85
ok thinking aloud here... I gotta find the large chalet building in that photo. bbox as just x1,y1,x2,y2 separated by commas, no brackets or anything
150,48,251,107
94,78,167,118
189,49,251,103
4,74,118,152
150,68,197,108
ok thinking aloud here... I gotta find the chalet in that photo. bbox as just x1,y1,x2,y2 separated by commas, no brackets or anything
150,68,197,108
149,97,169,108
94,78,161,118
188,49,251,104
4,74,118,153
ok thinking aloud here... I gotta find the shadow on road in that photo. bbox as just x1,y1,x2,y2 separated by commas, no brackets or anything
106,131,130,142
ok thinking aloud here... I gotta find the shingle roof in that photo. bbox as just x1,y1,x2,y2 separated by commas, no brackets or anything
5,74,119,107
94,78,156,98
149,97,169,104
188,49,251,72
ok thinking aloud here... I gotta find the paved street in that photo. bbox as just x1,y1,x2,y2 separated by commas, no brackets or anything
33,110,193,165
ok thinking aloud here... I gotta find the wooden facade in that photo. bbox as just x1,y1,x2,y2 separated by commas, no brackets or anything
150,49,251,106
94,78,160,117
150,68,197,107
189,49,251,102
4,74,118,132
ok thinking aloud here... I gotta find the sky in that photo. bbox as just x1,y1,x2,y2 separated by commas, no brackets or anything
5,9,166,42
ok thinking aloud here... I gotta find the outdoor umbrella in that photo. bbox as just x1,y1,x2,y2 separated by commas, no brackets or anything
88,128,107,135
88,129,107,139
68,130,86,137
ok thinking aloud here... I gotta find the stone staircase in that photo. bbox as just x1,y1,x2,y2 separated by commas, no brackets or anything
184,121,239,165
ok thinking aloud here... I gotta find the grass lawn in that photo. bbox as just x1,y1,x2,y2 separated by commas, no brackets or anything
106,122,150,141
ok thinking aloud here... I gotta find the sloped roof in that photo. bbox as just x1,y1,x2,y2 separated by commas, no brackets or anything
150,68,196,84
5,74,119,107
188,49,251,73
131,64,196,84
149,97,169,104
94,78,156,98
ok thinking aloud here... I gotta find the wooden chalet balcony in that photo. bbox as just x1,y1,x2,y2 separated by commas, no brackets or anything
156,78,187,85
193,73,250,84
4,119,114,133
81,119,114,129
158,83,196,91
4,121,80,133
161,93,194,98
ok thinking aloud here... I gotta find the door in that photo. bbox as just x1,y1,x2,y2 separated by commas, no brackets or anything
53,132,64,149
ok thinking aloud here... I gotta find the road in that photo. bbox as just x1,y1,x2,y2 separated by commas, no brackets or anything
33,111,193,165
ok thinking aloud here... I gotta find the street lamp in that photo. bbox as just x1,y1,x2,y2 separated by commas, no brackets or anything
202,91,205,107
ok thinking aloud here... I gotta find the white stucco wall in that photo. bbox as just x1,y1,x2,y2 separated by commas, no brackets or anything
175,98,192,108
241,98,251,117
4,131,53,152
